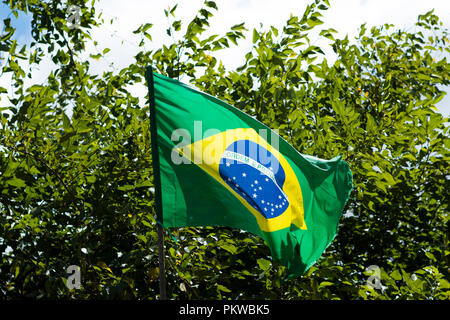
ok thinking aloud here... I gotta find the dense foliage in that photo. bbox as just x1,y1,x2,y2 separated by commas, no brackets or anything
0,0,448,299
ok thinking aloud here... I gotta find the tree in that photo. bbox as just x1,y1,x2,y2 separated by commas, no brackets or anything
0,0,448,299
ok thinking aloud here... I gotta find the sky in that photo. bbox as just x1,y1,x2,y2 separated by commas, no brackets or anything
0,0,449,116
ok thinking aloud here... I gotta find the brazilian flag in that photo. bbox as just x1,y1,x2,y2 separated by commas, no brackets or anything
146,67,353,277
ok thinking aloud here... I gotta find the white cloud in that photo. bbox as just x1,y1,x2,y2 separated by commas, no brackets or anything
90,0,449,114
2,0,449,115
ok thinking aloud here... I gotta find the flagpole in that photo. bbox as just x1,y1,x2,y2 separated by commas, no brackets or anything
146,66,167,300
157,223,167,299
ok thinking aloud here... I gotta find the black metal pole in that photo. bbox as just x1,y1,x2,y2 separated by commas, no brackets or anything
146,66,167,300
157,223,167,299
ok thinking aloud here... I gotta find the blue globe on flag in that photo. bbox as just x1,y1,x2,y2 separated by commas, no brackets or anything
219,140,289,219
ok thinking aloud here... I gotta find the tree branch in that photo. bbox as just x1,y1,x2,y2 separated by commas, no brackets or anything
4,142,84,214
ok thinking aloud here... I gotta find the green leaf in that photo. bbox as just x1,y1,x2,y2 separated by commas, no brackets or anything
86,175,96,183
205,1,218,10
253,29,259,43
366,113,376,132
319,281,334,288
90,53,101,60
220,243,237,254
26,85,43,93
217,284,231,292
424,251,436,262
306,16,323,27
390,270,402,281
134,180,152,188
381,172,396,185
170,4,178,16
6,178,26,188
118,185,134,191
257,258,271,271
231,22,246,31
